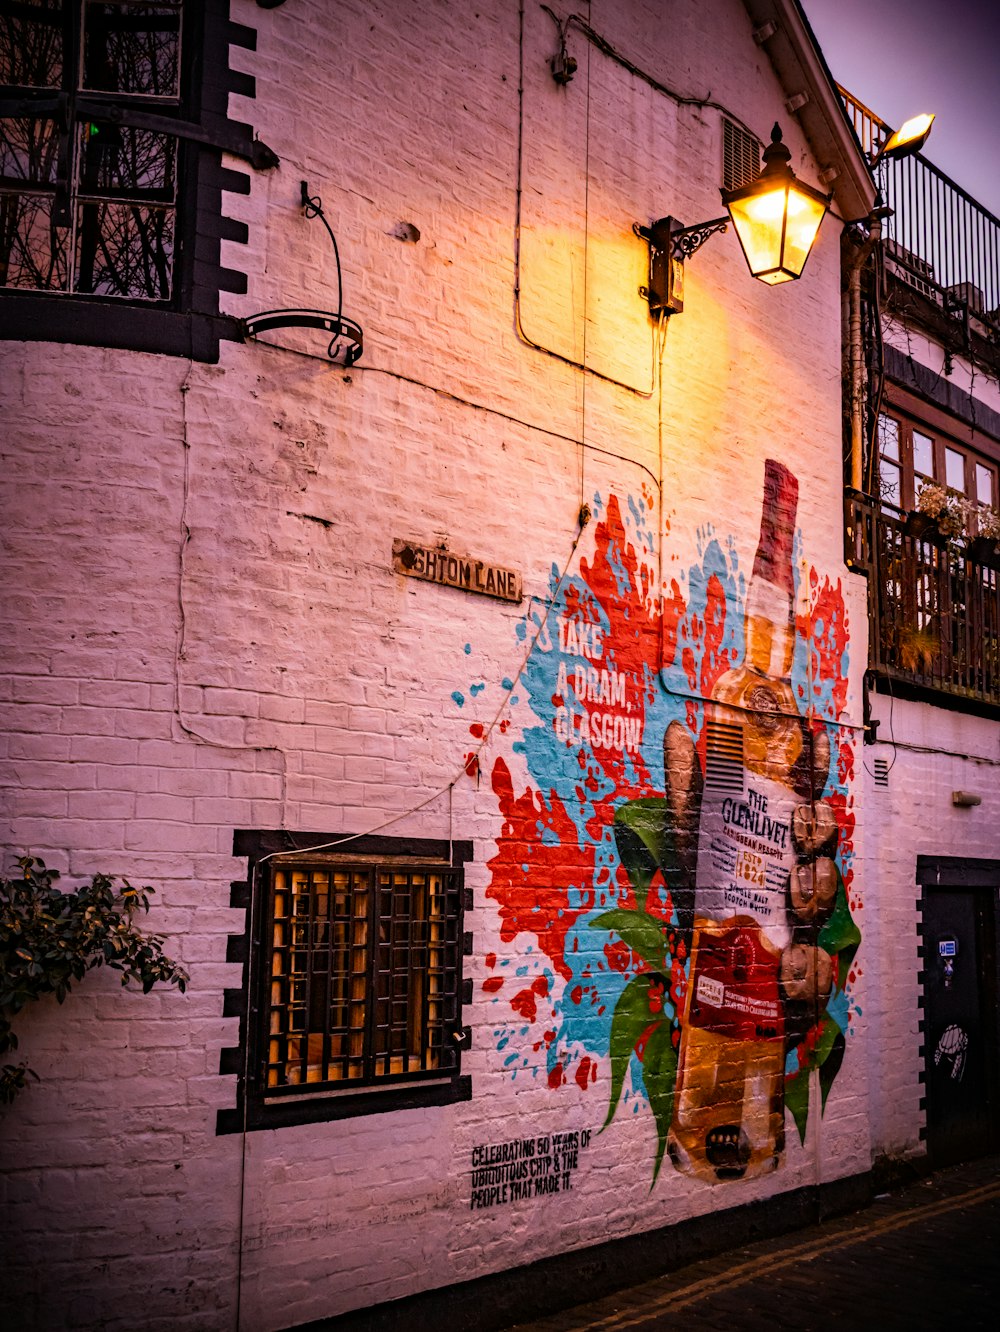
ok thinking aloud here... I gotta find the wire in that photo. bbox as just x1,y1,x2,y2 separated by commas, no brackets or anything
171,367,289,812
514,0,656,398
301,186,347,359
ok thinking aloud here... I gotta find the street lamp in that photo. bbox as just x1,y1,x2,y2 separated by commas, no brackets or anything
635,123,831,315
871,112,935,166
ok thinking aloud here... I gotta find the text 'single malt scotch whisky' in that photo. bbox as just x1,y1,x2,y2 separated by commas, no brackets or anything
668,460,802,1182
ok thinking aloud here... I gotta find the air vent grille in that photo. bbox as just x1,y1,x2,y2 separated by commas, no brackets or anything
873,758,889,788
723,119,761,192
704,720,745,792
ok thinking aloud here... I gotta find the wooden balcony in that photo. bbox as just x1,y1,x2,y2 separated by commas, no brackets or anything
846,494,1000,712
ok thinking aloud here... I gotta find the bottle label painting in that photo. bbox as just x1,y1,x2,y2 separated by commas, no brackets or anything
470,462,861,1186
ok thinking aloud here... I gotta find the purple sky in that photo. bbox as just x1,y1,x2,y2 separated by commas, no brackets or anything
800,0,1000,218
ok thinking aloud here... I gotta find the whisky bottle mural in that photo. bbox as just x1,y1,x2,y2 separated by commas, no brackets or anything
485,477,856,1186
667,460,806,1181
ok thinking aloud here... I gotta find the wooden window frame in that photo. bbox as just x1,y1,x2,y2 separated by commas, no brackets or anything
878,388,1000,519
0,0,257,362
218,831,472,1134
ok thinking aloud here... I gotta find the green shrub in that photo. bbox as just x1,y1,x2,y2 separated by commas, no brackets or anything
1,855,188,1103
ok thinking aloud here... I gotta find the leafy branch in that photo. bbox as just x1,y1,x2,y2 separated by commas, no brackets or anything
590,798,681,1185
0,855,188,1104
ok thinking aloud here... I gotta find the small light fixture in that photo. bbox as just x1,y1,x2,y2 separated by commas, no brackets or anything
635,123,831,314
871,112,935,166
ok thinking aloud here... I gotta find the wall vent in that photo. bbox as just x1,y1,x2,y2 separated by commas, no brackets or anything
873,757,890,787
723,119,761,192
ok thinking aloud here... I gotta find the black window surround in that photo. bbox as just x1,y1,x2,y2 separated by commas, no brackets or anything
0,1,276,362
218,830,473,1134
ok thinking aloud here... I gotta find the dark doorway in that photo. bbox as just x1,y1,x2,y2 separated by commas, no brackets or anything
919,858,1000,1166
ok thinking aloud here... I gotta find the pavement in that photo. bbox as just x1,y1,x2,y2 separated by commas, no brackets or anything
503,1154,1000,1331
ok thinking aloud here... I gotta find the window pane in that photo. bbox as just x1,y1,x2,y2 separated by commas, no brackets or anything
975,463,994,507
879,458,901,509
0,192,69,289
0,1,64,88
0,117,60,184
78,123,177,198
877,414,899,460
945,446,965,492
82,1,182,98
913,430,934,478
73,199,174,297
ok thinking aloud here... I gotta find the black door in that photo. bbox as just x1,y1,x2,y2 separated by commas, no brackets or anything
922,882,999,1165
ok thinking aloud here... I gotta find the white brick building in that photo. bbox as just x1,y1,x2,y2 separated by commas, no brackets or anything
2,3,995,1330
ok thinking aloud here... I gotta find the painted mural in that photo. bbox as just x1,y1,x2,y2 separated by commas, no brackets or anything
467,462,860,1186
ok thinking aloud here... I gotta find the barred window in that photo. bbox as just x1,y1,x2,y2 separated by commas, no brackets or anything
267,859,462,1091
219,833,472,1132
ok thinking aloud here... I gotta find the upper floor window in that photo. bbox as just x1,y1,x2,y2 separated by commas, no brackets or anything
878,409,998,519
0,1,263,360
2,3,183,299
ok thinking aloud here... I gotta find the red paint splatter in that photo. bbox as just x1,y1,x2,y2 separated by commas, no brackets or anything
548,1062,566,1089
469,723,485,739
510,975,549,1021
483,976,504,993
464,752,479,779
575,1056,596,1090
604,939,634,973
485,953,497,969
700,573,733,697
661,578,686,668
487,497,670,981
634,1020,660,1062
802,575,850,720
487,758,595,981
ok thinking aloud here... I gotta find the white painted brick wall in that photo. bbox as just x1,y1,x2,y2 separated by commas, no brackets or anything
0,1,887,1328
862,694,1000,1159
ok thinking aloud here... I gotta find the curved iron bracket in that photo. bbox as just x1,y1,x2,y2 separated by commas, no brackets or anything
243,309,363,365
242,182,364,365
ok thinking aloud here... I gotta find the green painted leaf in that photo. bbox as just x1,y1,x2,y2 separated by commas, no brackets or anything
819,1030,846,1110
640,1019,677,1186
818,871,861,957
590,908,669,973
600,973,657,1132
614,798,676,914
785,1069,810,1146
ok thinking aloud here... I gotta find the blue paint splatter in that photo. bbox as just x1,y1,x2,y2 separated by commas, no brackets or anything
451,691,464,707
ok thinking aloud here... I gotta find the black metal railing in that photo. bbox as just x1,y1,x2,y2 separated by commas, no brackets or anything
840,88,1000,326
846,494,1000,708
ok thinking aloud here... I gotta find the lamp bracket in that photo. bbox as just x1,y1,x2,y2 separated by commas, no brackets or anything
668,216,729,260
634,215,728,316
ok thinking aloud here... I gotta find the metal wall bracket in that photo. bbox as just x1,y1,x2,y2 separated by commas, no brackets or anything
634,215,728,315
243,309,363,364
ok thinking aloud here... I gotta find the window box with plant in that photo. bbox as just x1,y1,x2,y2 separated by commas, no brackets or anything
968,505,1000,568
905,481,967,546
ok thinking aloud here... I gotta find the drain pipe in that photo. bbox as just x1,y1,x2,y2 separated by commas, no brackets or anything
844,211,886,494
